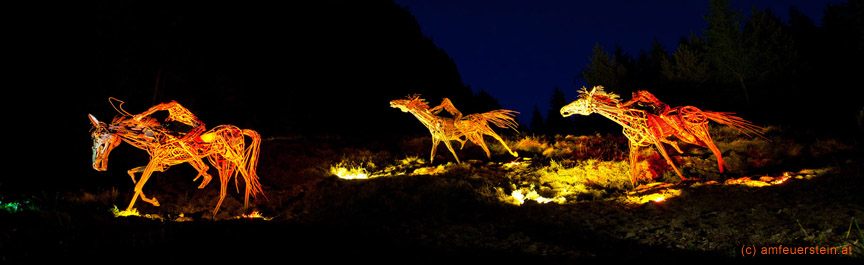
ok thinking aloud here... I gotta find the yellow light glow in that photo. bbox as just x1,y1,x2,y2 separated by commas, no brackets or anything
112,206,141,217
503,161,525,169
507,189,565,206
199,132,216,143
330,166,370,179
174,213,193,222
624,184,681,204
511,190,525,204
774,172,791,184
110,205,164,221
724,174,794,187
411,164,449,175
237,210,272,220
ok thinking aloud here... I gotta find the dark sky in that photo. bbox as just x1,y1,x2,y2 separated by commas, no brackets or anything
393,0,836,121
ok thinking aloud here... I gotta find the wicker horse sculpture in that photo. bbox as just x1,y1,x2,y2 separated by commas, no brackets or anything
560,86,764,186
391,95,519,163
90,98,263,215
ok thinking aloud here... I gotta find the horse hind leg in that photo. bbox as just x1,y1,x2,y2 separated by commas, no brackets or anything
235,165,256,212
464,133,491,159
708,142,726,172
698,130,727,172
686,124,727,172
477,137,492,159
212,160,235,216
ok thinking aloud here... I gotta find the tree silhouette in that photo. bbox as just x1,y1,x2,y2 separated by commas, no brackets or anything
742,8,797,111
635,39,669,92
570,0,863,136
703,0,755,105
582,43,627,94
661,33,709,98
530,105,546,135
545,87,573,136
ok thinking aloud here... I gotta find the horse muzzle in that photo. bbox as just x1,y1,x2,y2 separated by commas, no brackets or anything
561,108,582,117
560,106,590,117
92,142,114,171
93,159,108,171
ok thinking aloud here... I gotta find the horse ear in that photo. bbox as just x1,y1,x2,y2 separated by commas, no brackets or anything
89,114,101,127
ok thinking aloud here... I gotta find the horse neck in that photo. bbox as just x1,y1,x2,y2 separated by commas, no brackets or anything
592,101,639,128
408,108,444,129
110,122,164,150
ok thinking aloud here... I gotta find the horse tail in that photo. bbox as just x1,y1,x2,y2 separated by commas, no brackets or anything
702,111,767,140
477,109,520,132
240,129,265,202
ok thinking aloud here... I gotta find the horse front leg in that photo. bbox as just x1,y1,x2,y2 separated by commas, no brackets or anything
126,160,163,211
127,166,146,184
430,137,441,163
650,137,686,181
660,138,684,154
189,159,213,189
442,138,461,163
487,130,518,157
628,141,639,188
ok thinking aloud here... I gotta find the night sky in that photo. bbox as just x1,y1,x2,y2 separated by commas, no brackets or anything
393,0,835,121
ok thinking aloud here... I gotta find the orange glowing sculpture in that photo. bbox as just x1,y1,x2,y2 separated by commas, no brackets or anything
391,95,519,163
560,86,764,185
90,98,263,215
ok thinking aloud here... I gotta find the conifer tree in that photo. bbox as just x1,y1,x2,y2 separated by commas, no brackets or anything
545,87,571,136
530,105,545,135
704,0,752,104
582,43,627,94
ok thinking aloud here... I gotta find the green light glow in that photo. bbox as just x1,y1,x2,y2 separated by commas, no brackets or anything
0,200,35,213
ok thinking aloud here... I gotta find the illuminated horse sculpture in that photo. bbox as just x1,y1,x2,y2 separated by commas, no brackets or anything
90,99,263,215
391,95,519,163
560,86,764,186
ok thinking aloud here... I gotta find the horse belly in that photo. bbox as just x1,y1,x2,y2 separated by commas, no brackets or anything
658,115,706,145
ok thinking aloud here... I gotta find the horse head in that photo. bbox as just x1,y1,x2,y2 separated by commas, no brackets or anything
561,86,597,117
89,114,121,171
390,94,429,113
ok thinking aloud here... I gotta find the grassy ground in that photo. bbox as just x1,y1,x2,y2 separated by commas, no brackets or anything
2,127,862,264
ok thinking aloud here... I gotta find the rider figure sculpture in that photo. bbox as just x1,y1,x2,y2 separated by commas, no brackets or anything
620,90,693,154
135,101,207,146
621,90,671,116
132,101,214,188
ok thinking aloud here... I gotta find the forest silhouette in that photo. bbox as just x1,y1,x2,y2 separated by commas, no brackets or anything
541,0,863,137
9,0,863,191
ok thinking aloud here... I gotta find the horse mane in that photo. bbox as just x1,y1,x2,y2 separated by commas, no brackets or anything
579,86,621,105
112,115,162,130
405,94,430,111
